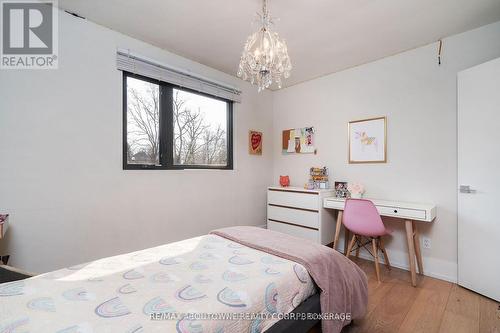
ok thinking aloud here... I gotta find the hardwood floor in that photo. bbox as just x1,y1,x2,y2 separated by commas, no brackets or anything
314,257,500,333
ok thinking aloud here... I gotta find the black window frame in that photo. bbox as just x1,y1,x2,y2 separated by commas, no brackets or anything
122,71,234,170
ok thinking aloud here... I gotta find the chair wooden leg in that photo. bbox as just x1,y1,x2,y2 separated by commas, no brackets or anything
343,228,350,255
355,236,361,258
379,237,391,270
346,235,356,259
372,238,381,282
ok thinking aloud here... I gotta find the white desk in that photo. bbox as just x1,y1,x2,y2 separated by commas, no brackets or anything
324,197,436,286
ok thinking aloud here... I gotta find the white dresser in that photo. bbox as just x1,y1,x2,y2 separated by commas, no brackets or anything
267,186,335,245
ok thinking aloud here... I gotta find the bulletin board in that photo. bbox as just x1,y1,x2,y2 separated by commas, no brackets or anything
282,127,316,154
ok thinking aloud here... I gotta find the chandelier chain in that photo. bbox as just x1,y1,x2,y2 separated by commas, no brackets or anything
262,0,268,23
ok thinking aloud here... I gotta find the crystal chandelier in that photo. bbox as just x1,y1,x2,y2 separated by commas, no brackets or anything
237,0,292,92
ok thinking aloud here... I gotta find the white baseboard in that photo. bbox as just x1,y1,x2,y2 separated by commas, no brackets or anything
338,239,457,283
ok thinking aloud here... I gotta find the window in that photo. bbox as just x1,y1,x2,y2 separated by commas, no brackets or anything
123,72,233,170
125,76,160,165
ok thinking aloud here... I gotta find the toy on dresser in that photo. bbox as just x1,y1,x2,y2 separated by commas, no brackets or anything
279,175,290,187
305,167,329,190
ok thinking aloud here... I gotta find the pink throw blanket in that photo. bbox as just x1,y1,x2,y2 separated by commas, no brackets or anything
210,226,368,333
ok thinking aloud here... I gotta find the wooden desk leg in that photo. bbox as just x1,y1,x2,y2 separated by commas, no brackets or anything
333,211,343,251
413,221,424,275
405,220,418,287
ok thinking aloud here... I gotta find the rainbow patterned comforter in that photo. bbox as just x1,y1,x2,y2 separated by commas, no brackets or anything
0,234,316,332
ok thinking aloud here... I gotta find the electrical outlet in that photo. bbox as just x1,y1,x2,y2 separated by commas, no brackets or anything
422,237,431,249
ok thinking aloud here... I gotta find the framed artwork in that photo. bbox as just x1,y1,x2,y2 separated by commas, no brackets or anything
334,181,349,198
348,116,387,163
282,127,316,154
249,130,263,155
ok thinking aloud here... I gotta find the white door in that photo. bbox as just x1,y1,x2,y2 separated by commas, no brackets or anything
458,57,500,302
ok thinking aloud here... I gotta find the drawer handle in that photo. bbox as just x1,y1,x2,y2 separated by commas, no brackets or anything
393,209,398,213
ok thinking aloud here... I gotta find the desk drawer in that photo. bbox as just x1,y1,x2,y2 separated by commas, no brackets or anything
268,205,319,229
377,205,426,220
267,220,319,243
268,190,319,211
323,199,344,210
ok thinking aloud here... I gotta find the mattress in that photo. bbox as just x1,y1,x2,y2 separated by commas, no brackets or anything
0,234,316,332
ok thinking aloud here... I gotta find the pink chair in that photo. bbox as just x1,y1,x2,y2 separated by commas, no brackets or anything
343,199,392,282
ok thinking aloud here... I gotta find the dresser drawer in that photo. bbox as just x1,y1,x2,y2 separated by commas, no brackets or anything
377,205,426,220
267,190,319,211
267,220,319,243
267,205,319,229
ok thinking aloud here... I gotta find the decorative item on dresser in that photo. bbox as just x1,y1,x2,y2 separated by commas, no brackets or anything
306,167,329,190
267,187,335,245
279,175,290,187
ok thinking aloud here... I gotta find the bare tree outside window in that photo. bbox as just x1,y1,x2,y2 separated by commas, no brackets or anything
173,89,228,166
126,77,160,165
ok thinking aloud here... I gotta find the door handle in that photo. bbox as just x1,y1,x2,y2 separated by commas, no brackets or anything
459,185,476,193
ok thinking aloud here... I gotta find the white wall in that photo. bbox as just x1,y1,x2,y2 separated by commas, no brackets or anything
272,21,500,282
0,11,273,273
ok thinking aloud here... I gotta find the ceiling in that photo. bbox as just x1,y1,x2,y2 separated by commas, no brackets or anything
57,0,500,88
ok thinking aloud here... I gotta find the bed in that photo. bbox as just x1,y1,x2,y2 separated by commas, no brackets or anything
0,227,367,333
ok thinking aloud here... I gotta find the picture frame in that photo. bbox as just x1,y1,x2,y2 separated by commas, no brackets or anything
334,181,349,198
249,130,263,155
348,116,387,163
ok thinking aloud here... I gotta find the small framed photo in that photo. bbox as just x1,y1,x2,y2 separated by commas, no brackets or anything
334,181,349,198
249,130,263,155
348,116,387,163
